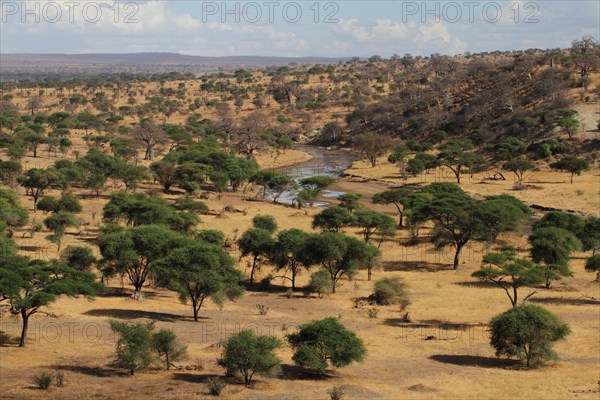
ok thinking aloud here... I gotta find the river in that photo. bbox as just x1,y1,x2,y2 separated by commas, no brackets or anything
276,145,359,206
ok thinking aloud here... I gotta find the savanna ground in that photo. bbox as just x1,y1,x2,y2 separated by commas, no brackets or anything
1,72,600,399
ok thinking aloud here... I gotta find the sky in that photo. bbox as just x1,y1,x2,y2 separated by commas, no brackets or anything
0,1,599,57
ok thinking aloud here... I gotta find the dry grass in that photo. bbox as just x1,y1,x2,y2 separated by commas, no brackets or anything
1,82,599,399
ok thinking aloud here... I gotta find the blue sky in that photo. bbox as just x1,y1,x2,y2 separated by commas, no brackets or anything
1,1,598,56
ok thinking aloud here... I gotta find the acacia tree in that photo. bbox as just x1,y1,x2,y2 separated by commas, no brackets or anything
372,188,412,228
99,225,183,294
337,193,362,215
437,139,485,184
154,241,244,321
550,155,590,183
490,304,570,367
43,211,78,251
270,228,311,290
529,227,580,288
503,158,534,186
472,246,544,307
413,190,486,269
287,317,366,373
237,228,274,285
584,254,600,281
297,176,336,206
299,233,378,293
312,206,350,233
17,168,62,211
1,248,102,347
351,209,396,244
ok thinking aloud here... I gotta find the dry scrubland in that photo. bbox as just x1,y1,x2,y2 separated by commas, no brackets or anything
1,134,599,399
1,63,600,399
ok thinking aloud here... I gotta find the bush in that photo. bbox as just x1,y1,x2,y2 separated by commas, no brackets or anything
328,386,345,400
206,376,226,396
151,328,189,370
287,317,366,373
306,270,333,298
372,277,410,309
109,320,155,375
54,369,66,387
217,330,282,385
490,304,570,367
32,371,53,390
256,304,269,315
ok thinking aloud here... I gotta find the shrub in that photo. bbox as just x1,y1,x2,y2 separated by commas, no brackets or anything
328,386,345,400
54,369,66,387
217,330,282,385
490,304,570,367
256,304,269,316
206,376,226,396
306,269,333,298
32,371,53,390
109,320,155,375
372,277,410,309
287,317,366,373
151,328,189,370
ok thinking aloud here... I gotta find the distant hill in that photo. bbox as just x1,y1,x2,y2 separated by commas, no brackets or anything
0,53,350,77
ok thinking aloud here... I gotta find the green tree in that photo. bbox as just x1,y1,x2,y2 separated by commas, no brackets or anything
17,168,63,211
372,188,412,228
287,317,366,373
388,143,410,178
115,163,148,192
337,193,362,215
61,245,97,271
437,139,486,184
0,160,22,188
549,155,590,183
154,241,244,321
217,330,282,385
0,188,28,236
299,233,377,293
305,269,333,298
472,246,545,307
109,320,155,375
558,117,579,139
297,176,336,206
251,214,277,233
151,328,189,370
4,253,102,347
503,158,534,186
479,195,531,241
580,217,600,253
351,209,396,244
237,228,274,284
584,254,600,280
529,227,580,288
490,304,570,367
43,211,78,251
312,206,349,233
532,211,584,237
413,190,487,269
99,225,184,293
270,228,311,290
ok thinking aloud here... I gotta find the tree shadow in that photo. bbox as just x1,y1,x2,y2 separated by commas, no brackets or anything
529,297,600,306
429,355,521,369
54,364,122,377
383,319,482,332
83,308,192,322
455,281,500,288
0,331,20,347
171,372,224,384
383,261,450,272
278,364,334,381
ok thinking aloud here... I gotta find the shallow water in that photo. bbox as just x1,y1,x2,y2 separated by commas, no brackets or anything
274,145,358,206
